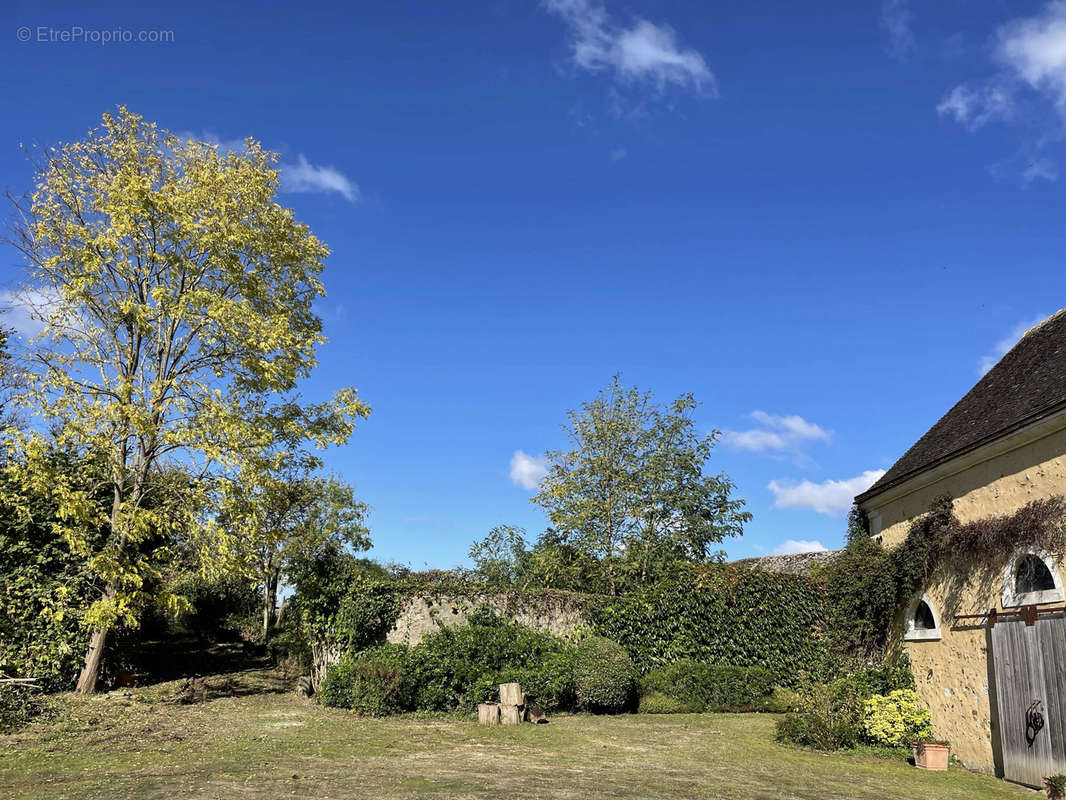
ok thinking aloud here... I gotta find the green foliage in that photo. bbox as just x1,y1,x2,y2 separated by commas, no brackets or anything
405,608,575,713
573,636,635,713
861,690,932,747
0,451,104,690
321,646,410,715
817,535,898,662
590,563,827,685
1046,774,1066,799
0,684,44,733
532,375,750,594
775,678,865,750
468,525,528,587
641,661,776,712
320,610,579,715
776,664,918,751
289,546,399,653
494,649,577,712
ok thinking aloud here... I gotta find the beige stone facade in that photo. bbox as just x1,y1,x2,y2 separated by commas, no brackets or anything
859,409,1066,775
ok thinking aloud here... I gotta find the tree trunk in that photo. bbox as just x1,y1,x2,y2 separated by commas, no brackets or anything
262,572,278,640
75,625,109,694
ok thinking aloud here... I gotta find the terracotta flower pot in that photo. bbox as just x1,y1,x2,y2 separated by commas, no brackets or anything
913,742,950,771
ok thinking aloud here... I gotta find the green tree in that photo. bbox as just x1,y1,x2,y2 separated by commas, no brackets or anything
533,376,750,593
5,108,369,692
221,452,371,639
468,525,528,586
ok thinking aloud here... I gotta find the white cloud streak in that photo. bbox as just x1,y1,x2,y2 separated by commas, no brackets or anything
767,469,886,516
544,0,714,93
510,450,548,490
978,313,1049,375
723,411,830,454
279,154,359,202
937,3,1066,180
936,84,1014,129
771,539,829,556
881,0,915,62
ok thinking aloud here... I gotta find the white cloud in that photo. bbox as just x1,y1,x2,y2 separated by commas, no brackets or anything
0,287,63,339
978,314,1049,375
544,0,714,93
937,3,1066,179
510,450,548,490
996,1,1066,111
881,0,915,62
279,154,359,203
936,83,1014,129
771,539,829,556
767,469,886,516
723,411,830,453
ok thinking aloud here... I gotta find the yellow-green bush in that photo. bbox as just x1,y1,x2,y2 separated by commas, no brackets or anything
861,690,932,747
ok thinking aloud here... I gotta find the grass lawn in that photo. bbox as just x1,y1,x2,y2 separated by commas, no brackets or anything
0,669,1033,800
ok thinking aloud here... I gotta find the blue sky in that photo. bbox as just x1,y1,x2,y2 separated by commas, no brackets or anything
3,0,1066,567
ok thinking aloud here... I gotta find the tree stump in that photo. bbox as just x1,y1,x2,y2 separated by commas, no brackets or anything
478,703,500,725
499,682,525,707
500,704,524,725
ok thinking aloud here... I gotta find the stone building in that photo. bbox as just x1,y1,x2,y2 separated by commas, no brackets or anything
855,308,1066,779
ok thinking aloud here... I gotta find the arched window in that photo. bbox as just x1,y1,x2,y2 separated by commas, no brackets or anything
1003,550,1064,608
904,594,941,641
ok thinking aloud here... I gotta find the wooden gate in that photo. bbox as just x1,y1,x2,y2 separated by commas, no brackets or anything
991,613,1066,787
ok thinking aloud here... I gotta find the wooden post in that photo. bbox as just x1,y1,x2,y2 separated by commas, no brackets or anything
499,682,525,707
500,704,524,725
478,703,500,725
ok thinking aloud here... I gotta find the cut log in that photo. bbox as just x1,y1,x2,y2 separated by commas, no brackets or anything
500,704,524,725
525,703,547,724
478,703,500,725
499,682,525,706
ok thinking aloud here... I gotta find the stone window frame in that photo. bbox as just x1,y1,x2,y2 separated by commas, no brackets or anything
903,593,942,642
1002,548,1064,608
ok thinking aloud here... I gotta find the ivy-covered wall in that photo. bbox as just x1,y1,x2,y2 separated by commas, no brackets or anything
302,564,829,690
588,564,828,684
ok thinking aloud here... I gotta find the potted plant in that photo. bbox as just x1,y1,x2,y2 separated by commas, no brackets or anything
912,738,950,771
1045,774,1066,799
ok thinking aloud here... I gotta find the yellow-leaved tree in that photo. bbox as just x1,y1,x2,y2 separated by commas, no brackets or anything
5,108,369,693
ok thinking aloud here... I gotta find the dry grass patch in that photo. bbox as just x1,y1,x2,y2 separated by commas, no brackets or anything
0,669,1033,800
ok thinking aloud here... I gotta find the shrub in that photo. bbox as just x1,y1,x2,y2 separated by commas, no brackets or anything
638,693,695,714
573,636,635,713
0,684,44,733
641,661,776,712
497,650,576,712
404,608,576,713
754,686,801,714
862,690,932,747
775,678,865,750
320,645,410,715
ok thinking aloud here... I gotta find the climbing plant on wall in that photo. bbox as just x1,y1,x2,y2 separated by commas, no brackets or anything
589,563,828,685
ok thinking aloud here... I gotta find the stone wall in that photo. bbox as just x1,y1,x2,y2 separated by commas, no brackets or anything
859,415,1066,775
386,591,590,645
